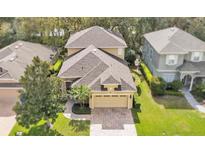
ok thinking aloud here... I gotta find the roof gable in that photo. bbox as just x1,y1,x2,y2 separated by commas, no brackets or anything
102,75,120,85
65,26,127,48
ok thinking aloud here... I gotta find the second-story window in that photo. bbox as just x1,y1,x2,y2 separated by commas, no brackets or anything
166,55,178,65
191,52,202,62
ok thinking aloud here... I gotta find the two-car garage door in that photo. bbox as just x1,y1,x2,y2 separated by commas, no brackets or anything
93,95,128,108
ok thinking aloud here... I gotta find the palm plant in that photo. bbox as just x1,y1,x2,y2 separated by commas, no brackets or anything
68,85,91,108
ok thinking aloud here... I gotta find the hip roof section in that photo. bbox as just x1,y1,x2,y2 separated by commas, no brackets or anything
65,26,127,48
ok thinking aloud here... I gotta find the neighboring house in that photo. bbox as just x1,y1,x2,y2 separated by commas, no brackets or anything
59,26,136,109
0,40,53,89
142,27,205,91
65,26,127,59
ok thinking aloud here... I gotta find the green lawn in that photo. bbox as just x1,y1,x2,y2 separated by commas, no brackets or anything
131,68,205,136
9,113,90,136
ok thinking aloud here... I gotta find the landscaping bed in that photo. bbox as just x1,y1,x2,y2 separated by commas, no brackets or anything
72,103,91,114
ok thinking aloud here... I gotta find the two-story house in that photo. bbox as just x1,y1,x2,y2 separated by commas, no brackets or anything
58,26,136,109
142,27,205,91
65,26,127,59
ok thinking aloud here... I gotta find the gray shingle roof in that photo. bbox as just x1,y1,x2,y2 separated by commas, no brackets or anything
102,75,120,85
0,40,53,81
65,26,127,48
177,61,205,76
144,27,205,54
58,45,136,91
177,61,200,72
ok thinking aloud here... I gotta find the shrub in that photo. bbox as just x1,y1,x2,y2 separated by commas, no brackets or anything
140,62,153,85
151,77,166,96
167,80,183,91
192,83,205,100
72,103,91,114
53,59,63,72
164,90,183,96
125,48,137,65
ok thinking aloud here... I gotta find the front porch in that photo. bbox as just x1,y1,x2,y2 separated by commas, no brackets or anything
180,73,204,91
178,60,205,91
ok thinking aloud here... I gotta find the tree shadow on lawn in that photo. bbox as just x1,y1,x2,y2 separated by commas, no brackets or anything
24,124,62,136
68,120,90,132
154,95,194,110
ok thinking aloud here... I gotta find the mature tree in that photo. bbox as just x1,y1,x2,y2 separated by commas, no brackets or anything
68,85,91,108
14,57,67,128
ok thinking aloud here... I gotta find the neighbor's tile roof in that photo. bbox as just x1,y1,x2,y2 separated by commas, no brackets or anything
0,40,53,81
65,26,127,48
144,27,205,54
58,45,136,91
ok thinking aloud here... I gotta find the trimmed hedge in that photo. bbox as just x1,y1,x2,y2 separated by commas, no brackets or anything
150,77,167,96
140,62,153,85
53,59,63,72
164,90,183,96
72,103,91,115
166,80,183,91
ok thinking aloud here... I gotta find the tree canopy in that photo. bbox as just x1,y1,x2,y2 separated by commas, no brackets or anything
1,17,205,52
14,57,67,128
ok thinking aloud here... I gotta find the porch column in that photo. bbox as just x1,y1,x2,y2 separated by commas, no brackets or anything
189,76,194,91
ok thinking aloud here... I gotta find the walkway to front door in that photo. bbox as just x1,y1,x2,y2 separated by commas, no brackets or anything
90,108,137,136
182,89,205,113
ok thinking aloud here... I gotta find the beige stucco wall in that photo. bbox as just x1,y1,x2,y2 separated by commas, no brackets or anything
101,48,125,59
0,79,18,83
67,48,83,56
89,91,134,109
67,48,125,59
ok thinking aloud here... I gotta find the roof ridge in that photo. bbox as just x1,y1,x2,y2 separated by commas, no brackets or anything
58,46,94,76
72,61,104,86
101,27,127,46
64,27,94,48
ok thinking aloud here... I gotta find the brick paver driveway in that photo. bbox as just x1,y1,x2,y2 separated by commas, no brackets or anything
0,89,18,136
90,108,137,136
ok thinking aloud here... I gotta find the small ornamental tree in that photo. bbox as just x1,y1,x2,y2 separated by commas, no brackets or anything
68,85,91,108
14,56,67,129
151,77,167,96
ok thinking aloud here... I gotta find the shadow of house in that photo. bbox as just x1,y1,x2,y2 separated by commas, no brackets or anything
68,120,90,132
131,108,141,124
137,86,142,96
154,96,194,110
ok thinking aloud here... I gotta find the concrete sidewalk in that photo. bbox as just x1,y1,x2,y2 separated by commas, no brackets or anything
0,116,16,136
182,89,205,113
63,99,91,120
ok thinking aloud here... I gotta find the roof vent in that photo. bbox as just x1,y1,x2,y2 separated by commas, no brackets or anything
93,49,97,52
15,45,19,49
170,27,175,32
9,54,17,62
19,42,23,46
